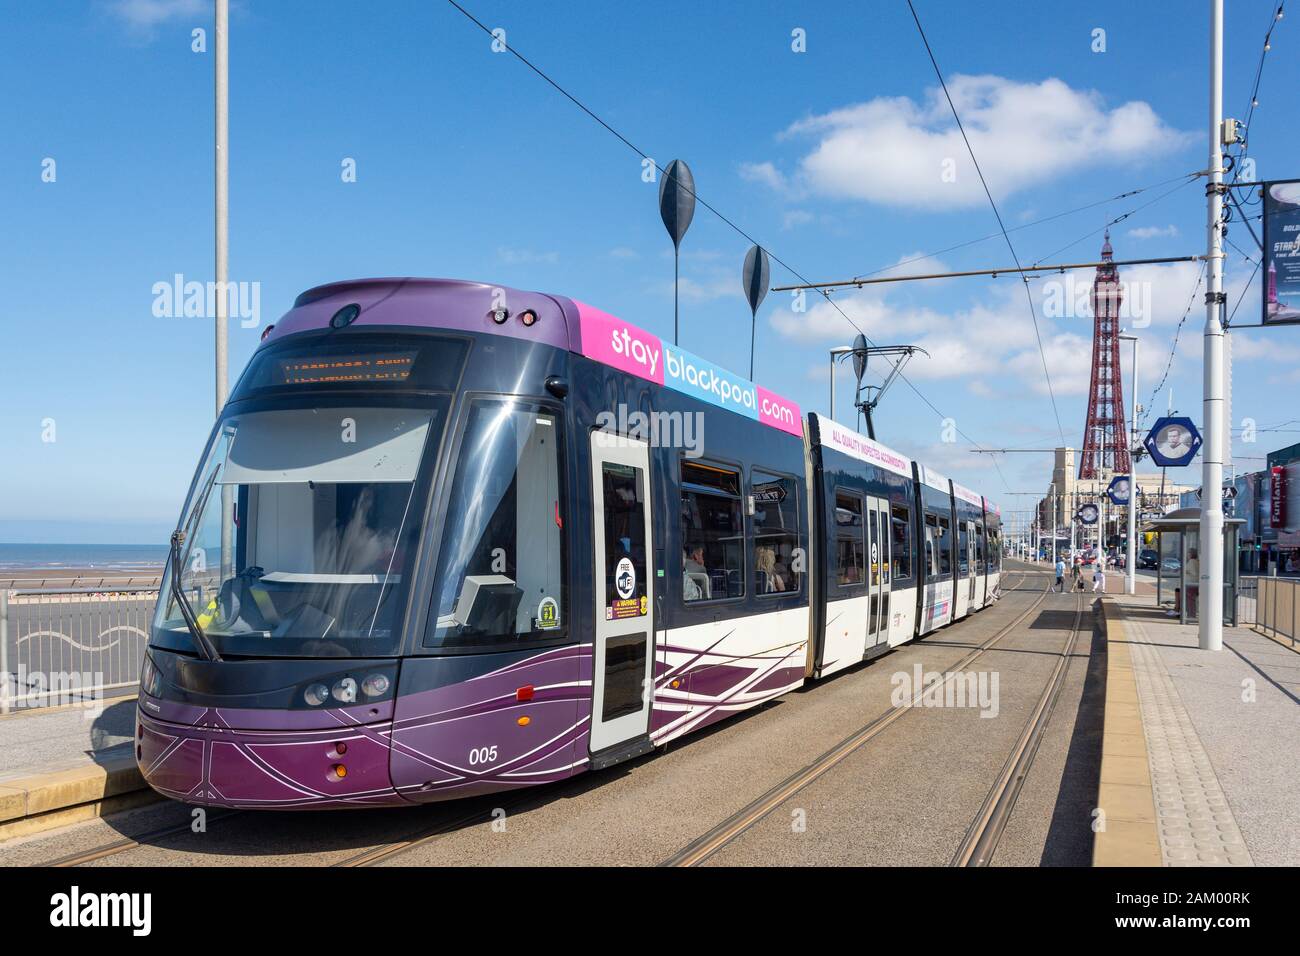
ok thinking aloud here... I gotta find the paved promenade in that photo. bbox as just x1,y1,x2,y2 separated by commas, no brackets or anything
1109,590,1300,866
0,696,135,784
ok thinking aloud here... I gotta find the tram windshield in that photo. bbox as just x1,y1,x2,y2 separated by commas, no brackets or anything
426,399,566,652
153,400,446,658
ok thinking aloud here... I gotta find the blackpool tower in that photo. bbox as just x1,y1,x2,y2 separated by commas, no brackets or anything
1078,231,1131,479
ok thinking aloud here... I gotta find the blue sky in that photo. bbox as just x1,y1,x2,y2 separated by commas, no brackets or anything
3,0,1299,543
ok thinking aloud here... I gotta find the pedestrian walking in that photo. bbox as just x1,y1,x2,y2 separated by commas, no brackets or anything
1092,566,1105,593
1054,556,1066,593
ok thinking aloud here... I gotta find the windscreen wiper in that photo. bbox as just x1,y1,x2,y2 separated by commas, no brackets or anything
169,528,221,662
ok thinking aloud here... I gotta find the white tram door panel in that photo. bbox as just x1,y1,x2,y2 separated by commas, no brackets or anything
865,496,891,652
821,596,868,679
588,435,656,755
886,584,916,646
954,520,976,620
953,540,971,621
967,521,979,611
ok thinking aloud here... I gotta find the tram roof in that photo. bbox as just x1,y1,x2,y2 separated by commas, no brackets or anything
268,277,802,438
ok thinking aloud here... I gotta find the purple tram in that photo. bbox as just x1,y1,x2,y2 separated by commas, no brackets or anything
137,278,1000,809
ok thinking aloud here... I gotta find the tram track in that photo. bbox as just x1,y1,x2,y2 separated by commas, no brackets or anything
40,564,1057,868
659,567,1057,867
40,810,245,867
949,587,1088,866
332,798,524,867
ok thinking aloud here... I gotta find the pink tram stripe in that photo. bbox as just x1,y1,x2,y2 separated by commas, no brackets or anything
573,300,801,437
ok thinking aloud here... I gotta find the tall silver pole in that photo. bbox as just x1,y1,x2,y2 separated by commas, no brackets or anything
1200,0,1225,651
1070,490,1077,560
215,0,229,413
216,0,233,580
1125,336,1139,595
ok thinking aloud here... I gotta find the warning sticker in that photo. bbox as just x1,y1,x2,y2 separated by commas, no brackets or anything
609,597,645,620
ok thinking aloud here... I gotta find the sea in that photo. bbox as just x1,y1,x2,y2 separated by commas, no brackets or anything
0,543,168,572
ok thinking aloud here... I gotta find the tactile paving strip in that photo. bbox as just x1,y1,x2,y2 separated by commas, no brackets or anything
1126,617,1253,866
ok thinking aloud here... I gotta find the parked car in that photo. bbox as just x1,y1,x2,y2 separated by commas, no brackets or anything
1139,549,1159,570
1160,556,1182,575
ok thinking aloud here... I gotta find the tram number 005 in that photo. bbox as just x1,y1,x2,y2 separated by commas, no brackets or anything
469,745,499,766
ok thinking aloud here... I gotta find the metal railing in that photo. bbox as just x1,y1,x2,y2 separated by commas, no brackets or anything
1251,576,1300,648
0,584,160,714
0,574,161,591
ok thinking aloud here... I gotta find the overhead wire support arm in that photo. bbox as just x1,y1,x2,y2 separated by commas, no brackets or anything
772,255,1203,292
836,342,929,441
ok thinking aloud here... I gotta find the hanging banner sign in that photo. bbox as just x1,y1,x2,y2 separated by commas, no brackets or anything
1272,466,1288,528
1077,503,1100,525
1264,180,1300,325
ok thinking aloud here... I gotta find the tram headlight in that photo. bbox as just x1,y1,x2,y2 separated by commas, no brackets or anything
331,677,359,704
304,683,330,707
140,657,162,697
361,673,390,698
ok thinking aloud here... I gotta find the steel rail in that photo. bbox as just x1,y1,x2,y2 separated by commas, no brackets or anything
659,567,1055,867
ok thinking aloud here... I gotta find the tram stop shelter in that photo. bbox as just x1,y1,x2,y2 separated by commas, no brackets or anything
1141,507,1243,625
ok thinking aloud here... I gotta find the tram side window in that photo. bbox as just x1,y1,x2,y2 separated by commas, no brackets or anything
891,504,912,582
835,491,865,587
752,470,801,595
937,516,952,576
427,402,566,649
681,461,745,602
976,525,986,569
958,522,970,575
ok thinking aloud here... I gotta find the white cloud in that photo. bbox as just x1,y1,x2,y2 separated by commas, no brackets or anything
108,0,208,34
739,161,787,192
1127,224,1179,240
782,210,814,230
756,75,1190,209
608,246,639,259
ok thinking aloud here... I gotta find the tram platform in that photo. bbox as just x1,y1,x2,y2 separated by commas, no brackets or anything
0,695,146,839
1095,590,1300,866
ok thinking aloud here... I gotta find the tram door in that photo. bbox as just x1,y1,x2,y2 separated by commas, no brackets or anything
589,434,656,756
965,521,978,605
866,496,891,649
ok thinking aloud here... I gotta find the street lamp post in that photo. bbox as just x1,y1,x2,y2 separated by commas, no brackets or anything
1199,0,1226,651
1120,332,1139,595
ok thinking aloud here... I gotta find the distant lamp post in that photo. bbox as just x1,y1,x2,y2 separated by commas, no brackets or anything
742,244,770,379
658,159,696,346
